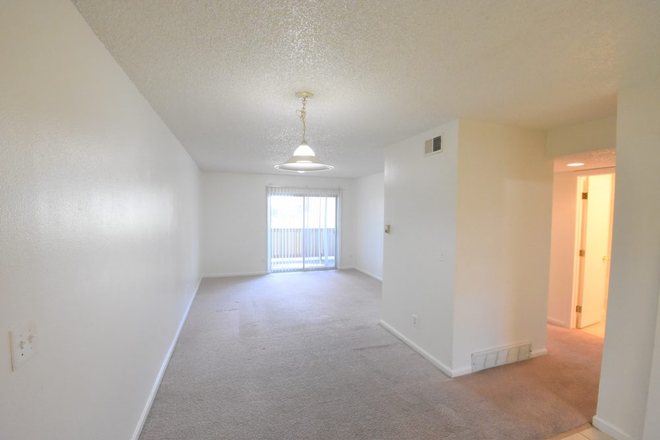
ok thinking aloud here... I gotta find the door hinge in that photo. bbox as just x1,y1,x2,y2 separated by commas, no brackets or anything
579,250,585,257
576,305,582,313
582,192,589,200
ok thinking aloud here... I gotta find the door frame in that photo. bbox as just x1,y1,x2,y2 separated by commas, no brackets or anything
570,169,616,329
266,190,341,273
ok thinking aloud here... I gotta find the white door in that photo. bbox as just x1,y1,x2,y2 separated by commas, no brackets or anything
577,174,614,328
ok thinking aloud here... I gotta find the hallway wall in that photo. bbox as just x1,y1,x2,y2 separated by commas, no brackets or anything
0,1,201,439
453,120,552,373
547,172,579,327
382,121,459,371
381,119,551,376
546,116,617,157
547,167,616,329
595,78,660,440
354,172,385,280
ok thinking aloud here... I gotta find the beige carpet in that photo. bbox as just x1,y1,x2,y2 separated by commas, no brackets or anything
139,270,603,440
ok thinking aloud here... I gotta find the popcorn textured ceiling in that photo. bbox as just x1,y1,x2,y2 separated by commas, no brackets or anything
554,149,617,173
72,0,660,177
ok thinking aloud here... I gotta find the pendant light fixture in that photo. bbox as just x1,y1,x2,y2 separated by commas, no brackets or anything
275,91,333,173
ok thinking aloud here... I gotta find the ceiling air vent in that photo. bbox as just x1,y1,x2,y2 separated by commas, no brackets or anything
424,136,442,156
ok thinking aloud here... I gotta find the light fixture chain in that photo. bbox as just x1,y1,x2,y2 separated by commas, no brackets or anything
296,97,307,141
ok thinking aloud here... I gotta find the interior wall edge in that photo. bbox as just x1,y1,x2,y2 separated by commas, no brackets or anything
378,320,457,378
353,267,383,282
592,416,635,440
547,318,570,328
131,276,203,440
203,272,269,279
546,115,618,158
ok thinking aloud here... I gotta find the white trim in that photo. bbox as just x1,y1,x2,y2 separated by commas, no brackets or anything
379,320,456,378
531,348,548,358
338,266,355,271
593,416,634,440
353,267,383,281
131,276,202,440
451,366,473,377
547,317,570,327
203,271,268,278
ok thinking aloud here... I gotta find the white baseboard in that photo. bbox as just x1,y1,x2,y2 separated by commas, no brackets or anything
338,266,355,271
451,366,473,377
379,319,456,378
593,416,634,440
131,276,202,440
353,267,383,281
547,317,570,328
203,271,268,278
531,348,548,358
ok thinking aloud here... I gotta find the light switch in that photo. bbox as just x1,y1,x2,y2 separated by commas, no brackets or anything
384,224,391,234
9,318,39,371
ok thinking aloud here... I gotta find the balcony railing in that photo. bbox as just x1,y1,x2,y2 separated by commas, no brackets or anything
270,227,337,271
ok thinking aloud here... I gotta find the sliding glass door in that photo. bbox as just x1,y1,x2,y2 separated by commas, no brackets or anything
268,188,339,273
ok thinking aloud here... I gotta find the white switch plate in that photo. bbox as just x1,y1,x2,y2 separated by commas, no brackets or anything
9,319,39,371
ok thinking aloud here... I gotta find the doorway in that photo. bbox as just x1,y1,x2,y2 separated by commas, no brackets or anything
547,149,617,337
267,187,339,273
574,174,615,337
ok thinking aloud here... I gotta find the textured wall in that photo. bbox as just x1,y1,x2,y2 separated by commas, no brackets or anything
382,121,459,371
643,293,660,439
0,1,200,439
546,116,617,157
354,173,385,280
201,172,356,277
596,78,660,440
454,120,552,374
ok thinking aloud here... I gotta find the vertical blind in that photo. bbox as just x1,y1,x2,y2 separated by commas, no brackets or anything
267,187,341,273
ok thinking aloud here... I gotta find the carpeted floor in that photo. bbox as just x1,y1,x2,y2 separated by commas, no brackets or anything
139,270,603,440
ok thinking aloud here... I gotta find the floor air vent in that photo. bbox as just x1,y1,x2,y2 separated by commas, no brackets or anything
471,342,532,373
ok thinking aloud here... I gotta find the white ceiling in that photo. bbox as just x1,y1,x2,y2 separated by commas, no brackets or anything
72,0,660,178
554,149,617,173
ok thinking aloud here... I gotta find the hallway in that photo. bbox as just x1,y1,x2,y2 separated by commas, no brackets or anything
139,270,604,440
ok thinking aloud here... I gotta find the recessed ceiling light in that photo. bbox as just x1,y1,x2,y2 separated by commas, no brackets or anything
567,162,585,167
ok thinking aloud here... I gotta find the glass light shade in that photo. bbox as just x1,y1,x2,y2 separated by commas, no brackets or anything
275,141,333,172
293,141,315,157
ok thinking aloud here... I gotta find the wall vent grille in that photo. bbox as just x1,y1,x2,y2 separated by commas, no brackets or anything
424,136,442,156
471,342,532,373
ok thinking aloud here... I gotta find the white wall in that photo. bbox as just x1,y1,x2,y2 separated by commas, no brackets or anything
644,291,660,439
595,79,660,440
0,1,201,440
202,172,356,277
453,120,552,373
381,119,552,376
547,173,579,327
547,167,616,329
381,121,459,371
354,173,384,280
546,115,617,157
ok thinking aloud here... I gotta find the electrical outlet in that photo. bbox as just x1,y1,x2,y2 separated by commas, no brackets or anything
9,319,39,371
413,314,418,328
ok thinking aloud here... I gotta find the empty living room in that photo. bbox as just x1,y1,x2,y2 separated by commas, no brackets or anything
2,1,660,439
